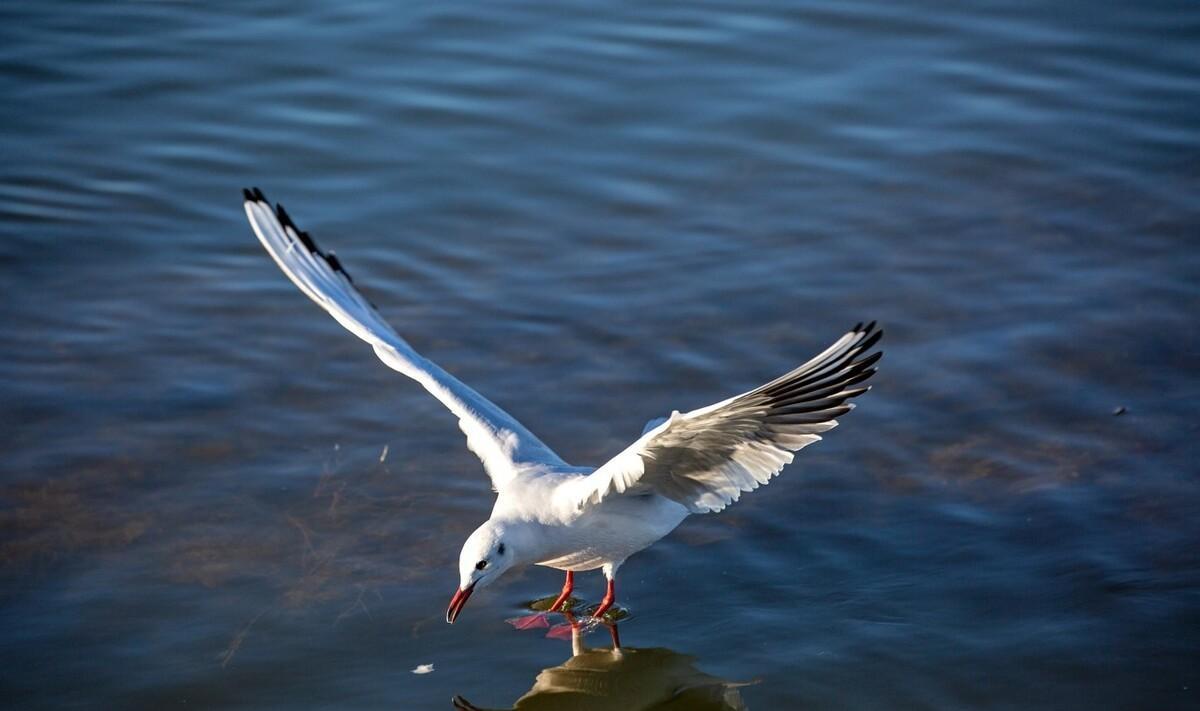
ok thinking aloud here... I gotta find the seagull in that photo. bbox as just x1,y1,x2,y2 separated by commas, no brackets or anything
242,188,882,625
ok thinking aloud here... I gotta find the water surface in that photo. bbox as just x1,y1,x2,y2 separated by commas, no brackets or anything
2,1,1198,708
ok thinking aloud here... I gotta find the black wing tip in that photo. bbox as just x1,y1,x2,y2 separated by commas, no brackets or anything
858,328,884,355
847,321,884,364
297,229,320,254
325,250,354,283
759,321,885,406
243,188,362,289
275,202,296,230
243,186,269,203
244,188,328,257
272,202,330,257
856,349,884,369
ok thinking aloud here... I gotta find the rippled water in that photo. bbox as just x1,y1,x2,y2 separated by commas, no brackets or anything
2,1,1198,708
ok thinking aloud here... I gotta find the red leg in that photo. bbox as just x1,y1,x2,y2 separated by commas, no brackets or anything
592,577,616,618
548,571,574,613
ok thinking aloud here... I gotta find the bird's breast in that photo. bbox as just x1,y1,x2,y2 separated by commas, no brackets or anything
533,495,688,571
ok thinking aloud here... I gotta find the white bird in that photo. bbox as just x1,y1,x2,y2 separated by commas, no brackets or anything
242,188,882,625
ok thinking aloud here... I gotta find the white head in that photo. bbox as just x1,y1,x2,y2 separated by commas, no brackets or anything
446,520,520,623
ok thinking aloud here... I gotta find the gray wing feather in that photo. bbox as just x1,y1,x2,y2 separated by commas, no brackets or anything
566,323,882,513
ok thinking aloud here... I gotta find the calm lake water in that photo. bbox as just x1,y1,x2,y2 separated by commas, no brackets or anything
2,1,1198,709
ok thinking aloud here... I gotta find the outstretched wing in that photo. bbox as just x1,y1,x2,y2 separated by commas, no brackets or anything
243,188,566,488
563,323,881,513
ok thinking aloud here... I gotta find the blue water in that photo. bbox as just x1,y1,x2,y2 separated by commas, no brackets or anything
2,2,1198,709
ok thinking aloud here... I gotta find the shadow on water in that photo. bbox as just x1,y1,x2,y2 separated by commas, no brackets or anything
453,621,751,711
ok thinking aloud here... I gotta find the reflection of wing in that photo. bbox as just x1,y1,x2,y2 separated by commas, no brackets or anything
243,188,566,489
566,323,881,513
453,646,749,711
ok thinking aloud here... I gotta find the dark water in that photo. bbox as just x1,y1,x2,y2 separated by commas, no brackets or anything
2,1,1198,708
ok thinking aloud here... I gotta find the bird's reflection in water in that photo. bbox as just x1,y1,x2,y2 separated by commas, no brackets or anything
453,618,750,711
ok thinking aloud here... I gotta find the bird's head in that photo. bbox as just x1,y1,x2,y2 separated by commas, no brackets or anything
447,520,517,623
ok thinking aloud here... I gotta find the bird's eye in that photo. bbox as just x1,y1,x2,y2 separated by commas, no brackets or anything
475,560,488,571
497,543,505,555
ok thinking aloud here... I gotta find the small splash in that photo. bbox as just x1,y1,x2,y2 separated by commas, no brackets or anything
588,605,630,623
515,596,631,627
525,594,581,613
412,663,434,675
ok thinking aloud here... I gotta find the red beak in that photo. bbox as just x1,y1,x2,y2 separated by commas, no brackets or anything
446,583,474,624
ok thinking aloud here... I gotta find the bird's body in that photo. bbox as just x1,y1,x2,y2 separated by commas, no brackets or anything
242,187,881,625
500,470,690,573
